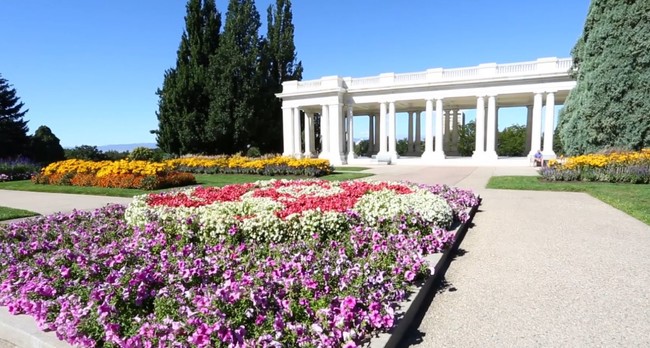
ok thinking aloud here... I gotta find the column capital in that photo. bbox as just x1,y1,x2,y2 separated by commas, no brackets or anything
545,90,557,94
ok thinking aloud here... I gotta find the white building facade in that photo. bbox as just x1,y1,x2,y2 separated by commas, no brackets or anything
276,57,576,165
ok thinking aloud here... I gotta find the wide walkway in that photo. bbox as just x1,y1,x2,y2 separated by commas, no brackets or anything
0,190,132,220
1,167,649,347
366,166,650,347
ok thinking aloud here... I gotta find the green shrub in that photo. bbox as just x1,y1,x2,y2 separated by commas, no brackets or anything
246,147,262,158
129,147,162,162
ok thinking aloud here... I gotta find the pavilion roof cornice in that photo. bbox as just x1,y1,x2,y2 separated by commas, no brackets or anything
278,57,573,98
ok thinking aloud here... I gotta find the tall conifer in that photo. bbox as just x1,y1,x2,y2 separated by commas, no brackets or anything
154,0,221,154
557,0,650,155
257,0,303,153
209,0,261,154
0,74,30,158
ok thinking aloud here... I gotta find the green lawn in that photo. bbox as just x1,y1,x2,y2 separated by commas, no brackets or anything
487,176,650,225
0,206,39,221
332,166,371,172
0,172,374,198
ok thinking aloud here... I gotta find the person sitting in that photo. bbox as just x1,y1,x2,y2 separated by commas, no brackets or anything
533,150,543,167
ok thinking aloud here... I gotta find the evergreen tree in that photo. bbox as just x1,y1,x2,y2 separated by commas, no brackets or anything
153,0,221,154
557,0,650,155
256,0,303,153
29,125,65,165
0,74,30,159
209,0,262,154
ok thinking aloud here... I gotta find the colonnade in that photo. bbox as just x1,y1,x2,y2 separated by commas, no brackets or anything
282,91,558,164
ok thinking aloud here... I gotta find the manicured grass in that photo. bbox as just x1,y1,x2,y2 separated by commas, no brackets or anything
0,206,39,221
0,172,374,198
487,176,650,225
0,180,150,197
333,166,371,172
194,172,373,186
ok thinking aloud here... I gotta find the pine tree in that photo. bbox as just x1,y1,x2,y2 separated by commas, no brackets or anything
0,74,30,159
557,0,650,155
153,0,221,155
257,0,303,153
209,0,262,154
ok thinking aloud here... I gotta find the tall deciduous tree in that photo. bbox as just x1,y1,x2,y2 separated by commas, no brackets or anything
29,125,65,165
0,74,30,159
209,0,262,154
497,124,526,157
557,0,650,155
257,0,303,153
154,0,221,154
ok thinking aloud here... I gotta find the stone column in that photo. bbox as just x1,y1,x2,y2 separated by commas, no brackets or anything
368,115,374,156
328,103,344,165
485,96,498,159
441,110,448,152
388,101,398,159
543,92,556,157
374,113,380,153
415,112,421,155
282,106,294,156
525,106,533,153
309,115,315,156
347,106,355,162
451,109,460,155
292,107,302,158
319,105,330,159
407,112,414,155
528,93,543,158
378,102,388,157
304,112,313,158
473,96,486,158
422,98,435,159
435,98,445,158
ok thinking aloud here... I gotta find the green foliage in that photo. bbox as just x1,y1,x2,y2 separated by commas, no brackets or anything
246,146,261,158
65,145,106,161
354,139,369,156
396,139,408,156
457,121,476,157
153,0,301,156
558,0,650,155
103,150,129,161
0,74,30,159
497,124,526,157
154,0,221,154
128,147,159,162
29,125,65,165
254,0,303,153
553,126,564,156
209,0,262,154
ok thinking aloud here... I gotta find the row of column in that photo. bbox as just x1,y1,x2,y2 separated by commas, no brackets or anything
282,91,557,164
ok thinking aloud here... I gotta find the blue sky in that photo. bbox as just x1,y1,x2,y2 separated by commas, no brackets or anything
0,0,590,148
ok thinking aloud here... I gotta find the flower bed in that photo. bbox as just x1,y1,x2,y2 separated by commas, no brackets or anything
32,159,196,190
125,180,457,244
167,155,333,177
542,149,650,183
0,158,40,182
0,180,479,347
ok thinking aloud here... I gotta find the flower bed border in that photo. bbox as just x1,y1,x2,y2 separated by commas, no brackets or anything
372,196,482,348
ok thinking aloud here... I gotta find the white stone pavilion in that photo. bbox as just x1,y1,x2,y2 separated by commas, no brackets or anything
276,57,575,165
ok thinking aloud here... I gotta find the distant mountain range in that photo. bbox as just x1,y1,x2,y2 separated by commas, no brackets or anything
96,143,157,152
